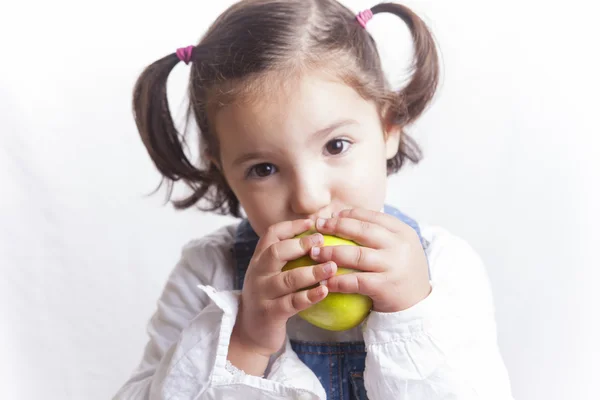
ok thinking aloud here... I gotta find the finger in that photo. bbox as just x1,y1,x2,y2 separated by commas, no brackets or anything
257,232,324,274
325,272,384,297
268,262,338,298
315,216,391,249
255,218,313,254
336,208,408,234
310,245,384,272
269,285,329,318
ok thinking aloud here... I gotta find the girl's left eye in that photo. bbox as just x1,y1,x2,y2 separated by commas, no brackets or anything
325,139,352,156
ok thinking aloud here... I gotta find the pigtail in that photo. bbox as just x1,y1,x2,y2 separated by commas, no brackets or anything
371,3,439,127
132,52,202,184
132,50,239,215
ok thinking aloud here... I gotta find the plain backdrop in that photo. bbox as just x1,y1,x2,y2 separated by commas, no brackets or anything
1,0,598,399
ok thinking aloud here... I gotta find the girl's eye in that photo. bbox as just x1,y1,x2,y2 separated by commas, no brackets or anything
247,163,277,179
325,139,352,155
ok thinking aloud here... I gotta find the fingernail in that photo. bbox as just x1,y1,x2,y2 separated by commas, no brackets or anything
311,247,321,258
311,233,323,244
316,218,326,229
322,262,332,274
318,285,327,296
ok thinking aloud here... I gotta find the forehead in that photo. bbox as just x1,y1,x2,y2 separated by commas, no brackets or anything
213,71,379,151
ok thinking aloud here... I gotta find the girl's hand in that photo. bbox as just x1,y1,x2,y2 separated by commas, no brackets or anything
234,219,338,357
311,208,431,313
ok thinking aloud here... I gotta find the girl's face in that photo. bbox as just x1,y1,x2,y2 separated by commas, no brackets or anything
214,72,400,236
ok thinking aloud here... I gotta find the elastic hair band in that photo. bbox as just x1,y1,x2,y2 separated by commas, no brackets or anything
176,45,194,65
356,9,374,28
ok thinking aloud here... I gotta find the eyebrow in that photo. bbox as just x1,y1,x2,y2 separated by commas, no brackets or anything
310,118,359,141
232,119,359,167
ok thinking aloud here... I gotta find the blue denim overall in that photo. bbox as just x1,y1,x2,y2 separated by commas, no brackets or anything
232,205,428,400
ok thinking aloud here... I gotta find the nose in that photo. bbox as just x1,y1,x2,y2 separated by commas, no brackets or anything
289,169,331,218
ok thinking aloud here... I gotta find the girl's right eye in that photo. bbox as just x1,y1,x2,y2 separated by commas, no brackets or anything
246,163,278,179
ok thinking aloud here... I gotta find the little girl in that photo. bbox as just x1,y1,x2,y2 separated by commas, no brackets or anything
114,1,514,399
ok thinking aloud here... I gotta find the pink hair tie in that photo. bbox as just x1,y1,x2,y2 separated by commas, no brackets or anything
176,45,194,65
356,9,374,29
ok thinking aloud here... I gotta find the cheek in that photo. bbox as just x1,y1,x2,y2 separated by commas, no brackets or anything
342,163,386,191
334,146,388,205
236,188,287,235
348,143,388,179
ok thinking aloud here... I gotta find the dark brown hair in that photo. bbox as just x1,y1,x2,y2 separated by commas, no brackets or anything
132,0,439,217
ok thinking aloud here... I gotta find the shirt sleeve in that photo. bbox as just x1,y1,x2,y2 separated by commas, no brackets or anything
362,228,514,399
112,227,326,400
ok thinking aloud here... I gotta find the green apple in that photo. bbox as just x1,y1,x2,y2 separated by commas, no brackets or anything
282,232,372,331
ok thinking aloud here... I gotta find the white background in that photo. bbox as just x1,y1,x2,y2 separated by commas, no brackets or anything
1,0,598,399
